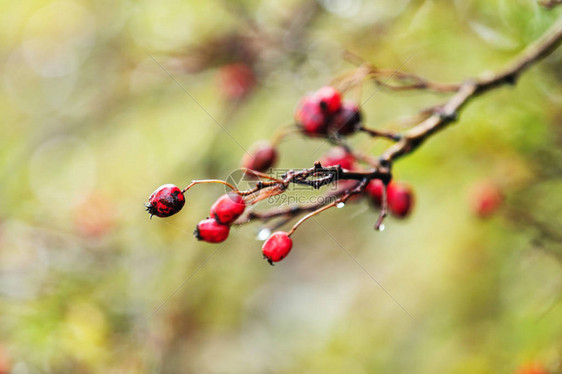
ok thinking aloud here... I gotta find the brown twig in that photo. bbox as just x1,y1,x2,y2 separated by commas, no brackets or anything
380,18,562,163
358,125,403,141
342,50,460,93
182,179,237,193
230,162,391,208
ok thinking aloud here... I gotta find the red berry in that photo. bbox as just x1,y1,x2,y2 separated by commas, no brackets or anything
330,101,362,135
74,193,115,238
210,193,246,225
516,363,548,374
387,181,414,218
217,63,256,100
470,181,503,218
365,179,384,206
241,140,278,172
194,218,230,243
320,146,356,170
314,86,342,114
146,184,185,218
295,95,329,136
0,344,10,374
262,231,293,265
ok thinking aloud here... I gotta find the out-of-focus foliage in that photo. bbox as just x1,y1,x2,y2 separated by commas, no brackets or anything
0,0,561,373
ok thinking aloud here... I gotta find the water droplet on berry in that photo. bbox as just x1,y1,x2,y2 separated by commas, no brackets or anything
257,228,271,241
378,224,385,231
336,202,345,208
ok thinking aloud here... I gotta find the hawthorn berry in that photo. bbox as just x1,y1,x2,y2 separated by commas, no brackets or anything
365,179,384,206
262,231,293,265
194,218,230,243
295,95,329,136
516,362,548,374
470,181,503,218
218,63,256,100
314,86,342,114
210,193,246,225
330,101,362,135
0,344,10,374
295,87,361,137
74,193,115,238
146,184,185,218
241,140,278,172
320,146,356,170
387,181,414,218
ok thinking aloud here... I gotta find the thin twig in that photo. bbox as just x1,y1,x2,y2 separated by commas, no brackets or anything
286,179,369,236
358,125,402,141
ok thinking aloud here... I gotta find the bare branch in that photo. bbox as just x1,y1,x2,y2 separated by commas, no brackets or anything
381,18,562,163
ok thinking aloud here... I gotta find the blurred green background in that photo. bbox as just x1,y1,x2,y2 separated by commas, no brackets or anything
0,0,561,373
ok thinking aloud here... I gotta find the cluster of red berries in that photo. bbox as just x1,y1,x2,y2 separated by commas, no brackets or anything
146,185,293,265
239,86,358,173
367,179,414,218
146,86,415,266
319,146,415,218
195,193,245,243
295,86,361,137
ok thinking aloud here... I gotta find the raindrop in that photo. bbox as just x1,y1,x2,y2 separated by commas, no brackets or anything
257,228,271,241
336,202,345,208
378,224,385,232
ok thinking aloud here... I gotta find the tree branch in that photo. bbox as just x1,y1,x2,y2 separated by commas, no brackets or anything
380,18,562,163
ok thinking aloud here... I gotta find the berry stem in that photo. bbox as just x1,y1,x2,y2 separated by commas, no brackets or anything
342,50,461,93
183,179,237,193
239,168,284,182
270,123,301,146
375,183,388,230
286,202,336,237
286,179,369,236
332,63,371,94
